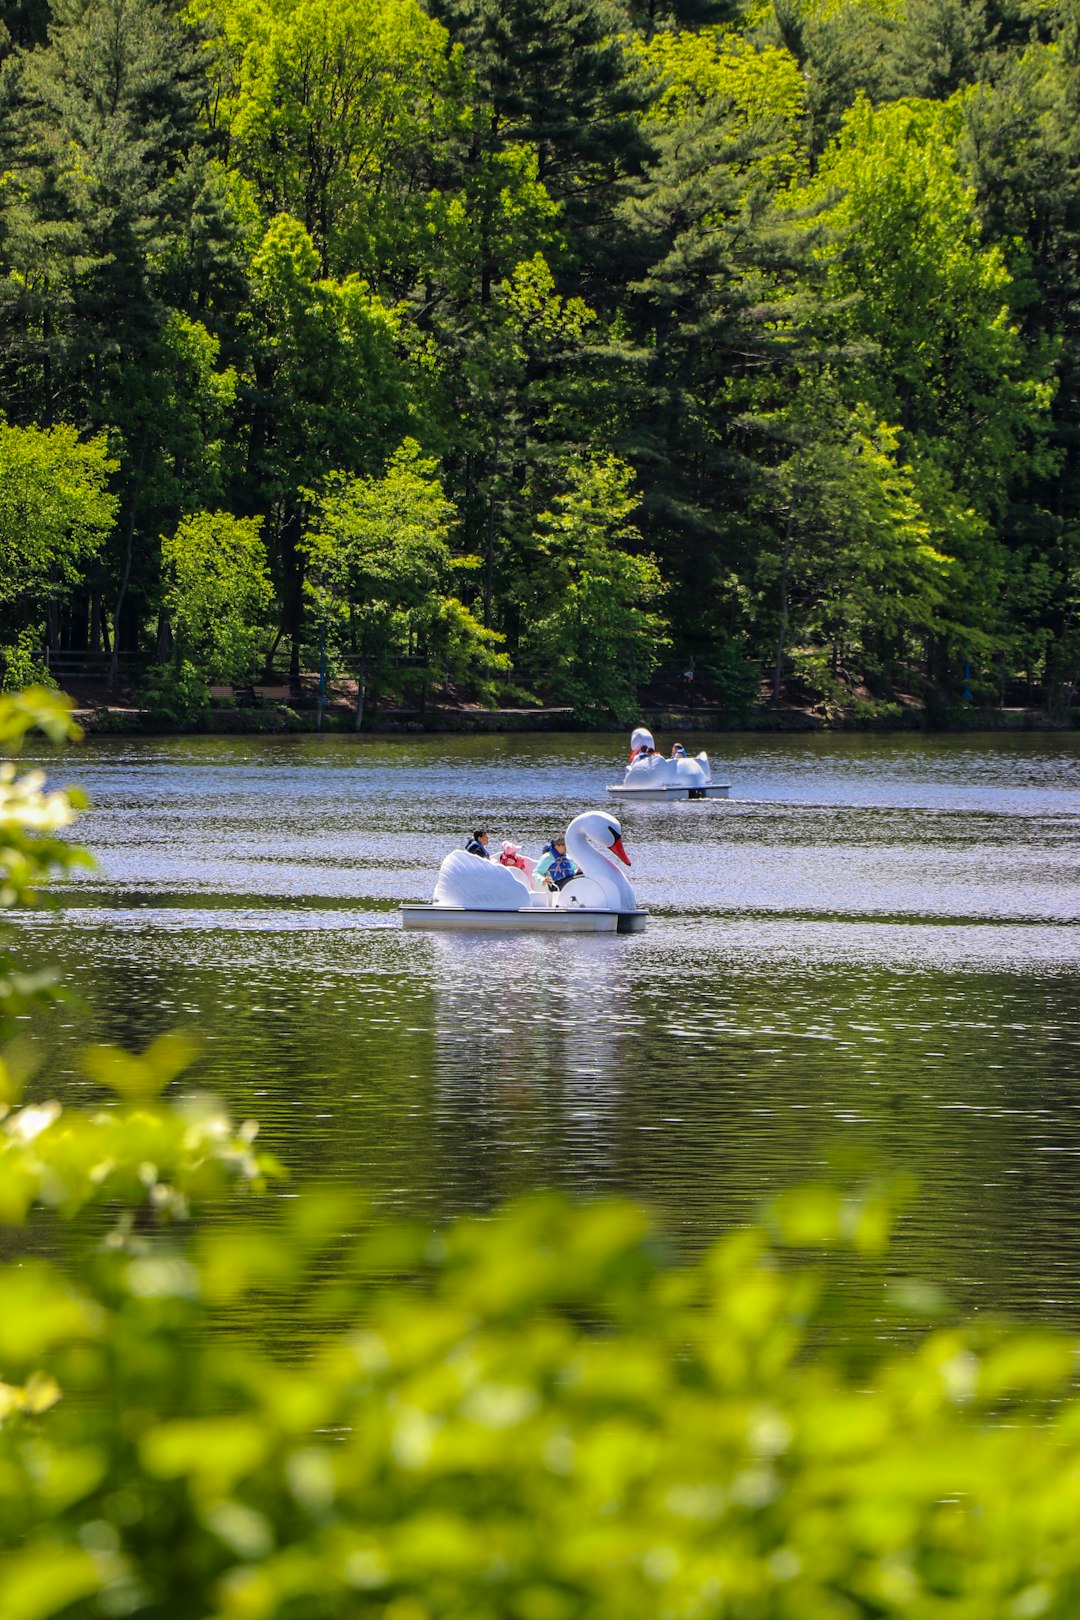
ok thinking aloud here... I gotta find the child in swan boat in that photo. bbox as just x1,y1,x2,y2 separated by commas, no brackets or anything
534,835,578,890
500,841,535,877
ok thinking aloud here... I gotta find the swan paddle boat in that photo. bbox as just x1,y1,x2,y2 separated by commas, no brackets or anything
607,727,730,801
400,811,648,933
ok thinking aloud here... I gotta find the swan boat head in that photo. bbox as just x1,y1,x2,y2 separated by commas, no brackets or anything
555,811,638,913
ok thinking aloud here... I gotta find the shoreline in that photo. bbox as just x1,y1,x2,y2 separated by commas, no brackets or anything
71,700,1078,738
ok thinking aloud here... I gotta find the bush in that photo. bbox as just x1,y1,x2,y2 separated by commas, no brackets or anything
0,629,56,692
4,1131,1080,1620
848,698,906,726
140,660,210,726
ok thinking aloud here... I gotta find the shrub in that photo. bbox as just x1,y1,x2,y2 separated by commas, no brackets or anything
140,660,211,726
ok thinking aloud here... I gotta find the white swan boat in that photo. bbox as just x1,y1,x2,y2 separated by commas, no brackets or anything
400,811,648,933
607,728,730,801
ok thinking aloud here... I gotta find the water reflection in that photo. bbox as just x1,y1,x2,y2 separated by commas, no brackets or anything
13,728,1080,1327
428,933,636,1203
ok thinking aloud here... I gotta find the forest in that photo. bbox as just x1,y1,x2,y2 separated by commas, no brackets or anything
0,0,1078,723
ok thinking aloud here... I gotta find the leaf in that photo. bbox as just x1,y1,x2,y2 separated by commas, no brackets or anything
140,1417,271,1492
81,1031,201,1099
0,1545,104,1620
769,1185,845,1247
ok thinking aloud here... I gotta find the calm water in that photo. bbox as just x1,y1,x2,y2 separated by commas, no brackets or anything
16,729,1080,1324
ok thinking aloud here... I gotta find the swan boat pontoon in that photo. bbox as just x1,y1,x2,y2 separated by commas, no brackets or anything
607,728,730,801
400,811,648,933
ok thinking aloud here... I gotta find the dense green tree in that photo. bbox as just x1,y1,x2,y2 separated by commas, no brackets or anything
755,0,901,149
753,383,950,707
519,453,667,720
2,0,221,412
0,0,1075,715
162,511,272,682
195,0,452,285
427,252,601,649
241,215,412,686
427,0,645,216
958,5,1080,707
0,421,117,685
303,439,506,724
0,0,245,677
805,96,1055,686
612,33,835,690
890,0,996,100
0,0,48,50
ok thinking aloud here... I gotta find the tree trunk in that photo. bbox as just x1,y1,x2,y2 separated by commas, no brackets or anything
772,507,795,706
109,507,137,692
281,507,305,700
483,490,496,628
355,650,367,732
264,620,285,680
110,436,147,691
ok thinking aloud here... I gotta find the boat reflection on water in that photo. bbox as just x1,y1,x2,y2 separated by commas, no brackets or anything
425,932,638,1196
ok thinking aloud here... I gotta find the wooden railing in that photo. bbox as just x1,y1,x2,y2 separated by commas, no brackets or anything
44,650,149,678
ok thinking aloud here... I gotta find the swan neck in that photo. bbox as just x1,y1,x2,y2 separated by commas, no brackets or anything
565,820,635,908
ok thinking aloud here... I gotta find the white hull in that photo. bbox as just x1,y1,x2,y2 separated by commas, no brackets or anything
606,783,730,800
400,905,648,934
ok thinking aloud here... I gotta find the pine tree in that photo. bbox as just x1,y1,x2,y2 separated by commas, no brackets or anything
0,0,242,674
612,49,835,682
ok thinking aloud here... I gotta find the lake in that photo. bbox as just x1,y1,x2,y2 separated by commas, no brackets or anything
17,728,1080,1326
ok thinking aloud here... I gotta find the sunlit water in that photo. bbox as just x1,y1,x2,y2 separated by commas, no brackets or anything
15,729,1080,1325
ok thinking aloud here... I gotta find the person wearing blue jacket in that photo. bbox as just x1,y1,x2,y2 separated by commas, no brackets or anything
534,835,577,890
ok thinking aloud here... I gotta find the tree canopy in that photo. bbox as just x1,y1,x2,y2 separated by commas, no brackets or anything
0,0,1078,718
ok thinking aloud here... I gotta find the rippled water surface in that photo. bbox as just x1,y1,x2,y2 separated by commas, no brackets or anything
19,729,1080,1322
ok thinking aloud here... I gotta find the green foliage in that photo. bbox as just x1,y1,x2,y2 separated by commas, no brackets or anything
0,688,90,912
0,422,117,651
635,29,807,185
162,511,272,685
521,455,668,721
0,689,91,1042
197,0,452,277
304,439,509,714
139,659,213,726
757,382,952,703
0,0,1077,716
808,97,1055,514
246,216,408,476
6,1119,1080,1617
0,628,55,694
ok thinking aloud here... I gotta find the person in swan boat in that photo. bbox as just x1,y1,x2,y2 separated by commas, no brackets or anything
628,725,657,763
465,828,490,858
534,835,578,891
499,841,529,871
